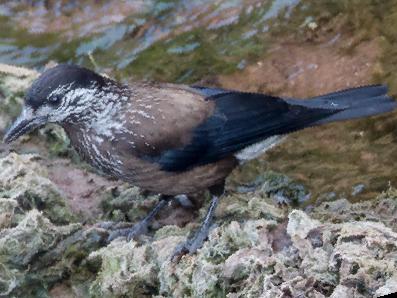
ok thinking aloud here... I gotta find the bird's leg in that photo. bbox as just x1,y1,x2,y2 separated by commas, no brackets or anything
172,181,225,260
106,195,172,242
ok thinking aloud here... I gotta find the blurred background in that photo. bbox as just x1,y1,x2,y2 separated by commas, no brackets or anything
1,0,397,203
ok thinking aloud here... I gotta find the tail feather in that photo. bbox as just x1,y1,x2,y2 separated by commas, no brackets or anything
311,85,387,101
285,85,396,125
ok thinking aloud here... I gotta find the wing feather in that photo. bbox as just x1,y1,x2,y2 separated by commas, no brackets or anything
145,87,337,171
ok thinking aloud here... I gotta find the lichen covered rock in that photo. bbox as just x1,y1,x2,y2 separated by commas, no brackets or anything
0,152,76,224
0,210,80,296
0,198,17,229
101,185,160,223
312,188,397,232
89,240,162,297
88,193,397,298
287,210,397,297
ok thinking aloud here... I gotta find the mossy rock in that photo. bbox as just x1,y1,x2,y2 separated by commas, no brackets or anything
0,153,76,224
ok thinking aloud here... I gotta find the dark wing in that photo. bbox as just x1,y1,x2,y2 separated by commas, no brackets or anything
150,87,338,171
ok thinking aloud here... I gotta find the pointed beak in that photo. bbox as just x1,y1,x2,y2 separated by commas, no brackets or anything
3,107,48,144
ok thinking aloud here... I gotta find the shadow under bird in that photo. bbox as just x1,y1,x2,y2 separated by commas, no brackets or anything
4,64,397,258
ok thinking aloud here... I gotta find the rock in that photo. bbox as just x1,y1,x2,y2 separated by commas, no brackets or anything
101,185,160,223
329,285,356,298
312,188,397,232
0,209,110,297
375,276,397,297
351,183,365,196
257,171,311,205
88,240,160,297
286,210,397,297
216,192,285,222
86,195,397,298
0,210,80,267
287,209,321,239
0,152,76,224
234,170,311,206
0,198,17,229
0,210,80,296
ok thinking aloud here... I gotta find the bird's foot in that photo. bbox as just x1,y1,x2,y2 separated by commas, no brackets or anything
106,220,150,242
171,230,208,261
171,194,220,261
98,197,170,243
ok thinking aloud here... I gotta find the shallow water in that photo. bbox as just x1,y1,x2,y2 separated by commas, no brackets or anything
0,0,300,82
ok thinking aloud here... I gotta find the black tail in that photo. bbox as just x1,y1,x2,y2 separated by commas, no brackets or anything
285,85,397,125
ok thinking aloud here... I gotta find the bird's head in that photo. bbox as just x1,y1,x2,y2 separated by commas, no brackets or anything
3,64,108,143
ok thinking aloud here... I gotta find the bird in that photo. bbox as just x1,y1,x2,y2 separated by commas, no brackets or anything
3,64,396,258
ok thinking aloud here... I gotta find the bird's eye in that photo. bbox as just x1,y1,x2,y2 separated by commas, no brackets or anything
48,95,62,106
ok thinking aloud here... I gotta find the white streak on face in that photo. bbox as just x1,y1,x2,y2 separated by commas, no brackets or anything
45,84,128,140
46,86,99,123
35,82,144,177
128,140,136,148
48,82,74,97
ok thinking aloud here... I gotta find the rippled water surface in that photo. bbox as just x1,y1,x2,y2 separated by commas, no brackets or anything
0,0,300,82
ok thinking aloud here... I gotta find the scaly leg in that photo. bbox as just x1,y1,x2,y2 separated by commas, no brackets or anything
106,195,172,242
172,182,225,260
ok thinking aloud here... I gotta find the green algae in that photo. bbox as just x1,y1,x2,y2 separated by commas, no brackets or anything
120,4,272,83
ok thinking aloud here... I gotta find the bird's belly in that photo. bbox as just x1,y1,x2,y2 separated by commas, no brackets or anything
234,135,286,163
68,131,237,195
119,156,237,195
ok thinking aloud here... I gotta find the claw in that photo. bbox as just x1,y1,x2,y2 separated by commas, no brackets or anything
126,222,148,241
102,197,170,243
107,227,131,242
171,241,191,262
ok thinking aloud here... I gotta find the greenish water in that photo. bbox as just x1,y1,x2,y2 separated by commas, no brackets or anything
0,0,300,82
